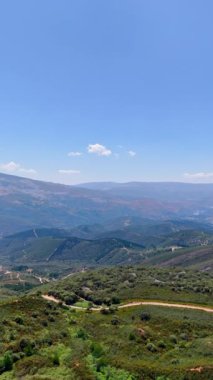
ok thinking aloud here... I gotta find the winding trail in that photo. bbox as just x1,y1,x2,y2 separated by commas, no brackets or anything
42,295,213,313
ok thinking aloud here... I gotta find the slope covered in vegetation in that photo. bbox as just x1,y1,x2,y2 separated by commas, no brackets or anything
0,293,212,379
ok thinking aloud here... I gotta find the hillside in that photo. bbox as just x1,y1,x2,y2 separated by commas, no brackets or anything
0,223,213,274
43,266,213,307
0,230,145,267
0,173,114,236
96,219,213,246
0,266,211,379
0,293,212,379
146,245,213,270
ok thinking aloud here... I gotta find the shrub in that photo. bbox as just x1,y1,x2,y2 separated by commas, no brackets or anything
31,312,38,319
129,332,136,341
104,298,112,306
111,296,120,304
19,339,35,356
14,316,24,325
12,353,21,363
41,320,48,327
171,358,180,365
109,306,118,313
140,312,151,321
146,343,157,352
76,329,87,340
158,340,166,349
90,342,104,358
9,332,15,341
180,333,188,341
69,318,77,325
100,308,110,315
60,331,68,338
41,337,52,346
64,294,78,305
48,316,55,322
111,317,120,326
170,335,178,344
96,357,108,372
52,352,60,366
3,352,13,371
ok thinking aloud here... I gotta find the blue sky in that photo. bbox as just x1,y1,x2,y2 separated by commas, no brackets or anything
0,0,213,184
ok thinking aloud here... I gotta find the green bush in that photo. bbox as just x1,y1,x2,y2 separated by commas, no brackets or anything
140,312,151,321
76,328,88,340
170,335,178,344
146,343,157,352
3,351,13,371
111,317,120,326
180,333,188,341
14,316,24,325
52,352,60,366
158,340,166,348
129,332,136,341
90,342,104,358
19,338,35,356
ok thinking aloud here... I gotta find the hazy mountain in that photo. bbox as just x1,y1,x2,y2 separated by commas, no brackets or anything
96,219,213,246
79,181,213,202
1,173,213,236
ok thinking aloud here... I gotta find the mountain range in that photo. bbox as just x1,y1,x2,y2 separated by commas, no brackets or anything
0,222,212,271
1,173,213,236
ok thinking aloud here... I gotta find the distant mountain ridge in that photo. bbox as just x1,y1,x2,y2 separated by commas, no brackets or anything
78,181,213,201
1,173,213,235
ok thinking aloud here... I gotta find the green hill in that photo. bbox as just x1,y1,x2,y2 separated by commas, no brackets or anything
0,266,212,379
0,230,145,267
1,225,213,274
43,266,213,307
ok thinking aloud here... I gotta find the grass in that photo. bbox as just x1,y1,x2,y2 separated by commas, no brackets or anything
74,300,90,308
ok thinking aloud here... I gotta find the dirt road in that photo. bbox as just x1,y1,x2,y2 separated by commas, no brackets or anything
42,295,213,313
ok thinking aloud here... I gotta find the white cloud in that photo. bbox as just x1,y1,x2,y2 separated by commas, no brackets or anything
0,161,20,172
87,143,112,156
68,151,83,157
58,169,80,174
184,172,213,179
128,150,136,157
0,161,37,175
